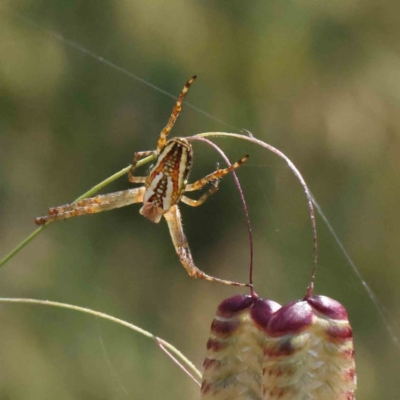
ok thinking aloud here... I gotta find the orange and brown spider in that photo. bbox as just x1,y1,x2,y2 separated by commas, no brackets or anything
36,76,250,287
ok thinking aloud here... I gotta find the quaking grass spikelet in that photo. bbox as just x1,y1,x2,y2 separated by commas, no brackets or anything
201,294,281,400
263,295,356,399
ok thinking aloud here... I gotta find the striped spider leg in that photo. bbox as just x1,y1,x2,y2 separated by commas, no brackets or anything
36,76,250,287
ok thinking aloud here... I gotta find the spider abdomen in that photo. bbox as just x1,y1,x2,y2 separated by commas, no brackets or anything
140,138,193,223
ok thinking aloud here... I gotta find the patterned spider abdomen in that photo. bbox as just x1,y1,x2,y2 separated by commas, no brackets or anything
140,138,193,223
201,294,281,400
263,295,356,400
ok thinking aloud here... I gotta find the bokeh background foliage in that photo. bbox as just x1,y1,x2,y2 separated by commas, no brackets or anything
1,0,400,398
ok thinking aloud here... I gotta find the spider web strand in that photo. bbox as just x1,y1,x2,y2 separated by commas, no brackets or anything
6,8,238,131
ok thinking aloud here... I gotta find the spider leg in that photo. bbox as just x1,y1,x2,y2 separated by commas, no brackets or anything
163,205,249,287
128,151,155,183
35,187,145,225
156,76,197,153
185,154,249,192
181,180,219,207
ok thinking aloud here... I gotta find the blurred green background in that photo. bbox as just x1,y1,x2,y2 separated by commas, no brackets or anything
1,0,400,398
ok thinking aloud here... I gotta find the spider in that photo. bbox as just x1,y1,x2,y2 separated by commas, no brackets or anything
35,76,250,287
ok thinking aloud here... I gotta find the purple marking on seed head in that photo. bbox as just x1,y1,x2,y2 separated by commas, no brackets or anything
201,382,211,394
216,294,254,318
345,368,357,383
203,357,221,370
206,338,228,352
251,298,281,330
264,339,296,357
345,391,356,400
307,295,348,320
211,319,240,336
343,347,356,359
327,324,353,340
267,300,314,336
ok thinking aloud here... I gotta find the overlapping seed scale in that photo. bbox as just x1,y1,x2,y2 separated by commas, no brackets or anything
263,295,356,400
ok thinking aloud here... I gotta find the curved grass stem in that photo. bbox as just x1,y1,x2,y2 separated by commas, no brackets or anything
0,297,202,383
0,155,155,268
189,136,256,297
192,132,318,296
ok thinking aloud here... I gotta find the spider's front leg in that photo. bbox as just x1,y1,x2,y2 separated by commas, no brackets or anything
184,154,249,193
128,151,155,183
156,75,197,153
163,205,250,287
181,180,219,207
35,187,145,225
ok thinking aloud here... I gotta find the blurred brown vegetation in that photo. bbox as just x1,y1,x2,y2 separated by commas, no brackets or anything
1,0,400,399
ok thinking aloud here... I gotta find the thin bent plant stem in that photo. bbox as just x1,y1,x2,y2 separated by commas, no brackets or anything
192,132,318,298
189,136,256,298
156,339,201,386
0,297,202,383
0,155,155,268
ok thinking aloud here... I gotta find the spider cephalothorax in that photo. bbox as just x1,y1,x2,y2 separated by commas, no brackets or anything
36,76,250,287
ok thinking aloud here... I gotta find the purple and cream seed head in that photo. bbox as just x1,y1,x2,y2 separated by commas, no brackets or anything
263,295,356,399
202,295,282,400
267,300,314,337
216,294,254,318
307,295,348,320
267,295,351,337
251,299,281,331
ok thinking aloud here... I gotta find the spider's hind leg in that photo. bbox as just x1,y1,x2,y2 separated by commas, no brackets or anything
35,187,145,225
163,205,250,287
